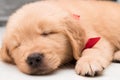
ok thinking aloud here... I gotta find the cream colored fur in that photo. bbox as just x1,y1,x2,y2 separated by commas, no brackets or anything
1,0,120,76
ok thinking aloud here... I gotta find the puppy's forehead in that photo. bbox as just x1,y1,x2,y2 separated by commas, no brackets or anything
7,1,69,39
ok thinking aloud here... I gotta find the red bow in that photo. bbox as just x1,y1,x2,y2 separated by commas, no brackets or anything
72,14,80,20
83,37,101,50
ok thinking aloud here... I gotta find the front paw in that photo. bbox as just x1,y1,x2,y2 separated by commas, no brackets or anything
75,56,109,77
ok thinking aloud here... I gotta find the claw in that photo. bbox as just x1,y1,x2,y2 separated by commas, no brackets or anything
85,72,91,77
94,71,98,76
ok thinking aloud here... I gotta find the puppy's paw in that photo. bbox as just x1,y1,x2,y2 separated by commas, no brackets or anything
75,56,109,77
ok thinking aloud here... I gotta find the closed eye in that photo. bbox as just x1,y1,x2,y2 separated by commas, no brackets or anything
41,32,56,36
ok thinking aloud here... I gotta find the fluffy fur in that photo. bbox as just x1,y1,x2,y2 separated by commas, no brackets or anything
1,0,120,76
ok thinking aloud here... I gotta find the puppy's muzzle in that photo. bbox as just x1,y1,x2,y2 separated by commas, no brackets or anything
26,53,44,68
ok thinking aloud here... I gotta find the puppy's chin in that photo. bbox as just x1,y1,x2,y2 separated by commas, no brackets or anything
29,68,56,75
17,63,60,75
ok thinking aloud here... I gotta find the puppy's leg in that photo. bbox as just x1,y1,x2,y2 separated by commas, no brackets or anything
113,51,120,62
75,38,114,76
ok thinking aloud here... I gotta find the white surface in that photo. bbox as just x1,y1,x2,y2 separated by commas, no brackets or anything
0,27,120,80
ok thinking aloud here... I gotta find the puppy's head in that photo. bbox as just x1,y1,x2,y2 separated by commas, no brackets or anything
0,1,85,74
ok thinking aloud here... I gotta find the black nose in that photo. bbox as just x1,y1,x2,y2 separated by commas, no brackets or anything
26,53,44,68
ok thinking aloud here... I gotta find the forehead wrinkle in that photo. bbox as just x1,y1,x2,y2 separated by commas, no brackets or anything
38,19,66,34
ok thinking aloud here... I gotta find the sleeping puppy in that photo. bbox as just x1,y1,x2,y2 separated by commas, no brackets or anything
1,0,120,76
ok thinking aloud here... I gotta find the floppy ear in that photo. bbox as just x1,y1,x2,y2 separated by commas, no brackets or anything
0,32,13,63
64,16,85,60
0,40,13,63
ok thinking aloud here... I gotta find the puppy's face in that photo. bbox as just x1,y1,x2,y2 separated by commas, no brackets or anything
11,21,73,74
1,1,84,75
15,22,73,74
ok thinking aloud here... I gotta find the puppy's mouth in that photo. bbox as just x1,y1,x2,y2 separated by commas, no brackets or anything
26,60,56,75
30,67,55,75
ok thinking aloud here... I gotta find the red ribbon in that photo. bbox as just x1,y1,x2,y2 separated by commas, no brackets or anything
72,14,80,20
83,37,101,50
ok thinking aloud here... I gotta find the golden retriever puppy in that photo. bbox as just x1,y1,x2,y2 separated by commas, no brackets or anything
1,0,120,76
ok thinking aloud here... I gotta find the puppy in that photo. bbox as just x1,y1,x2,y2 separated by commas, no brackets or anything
1,0,120,76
